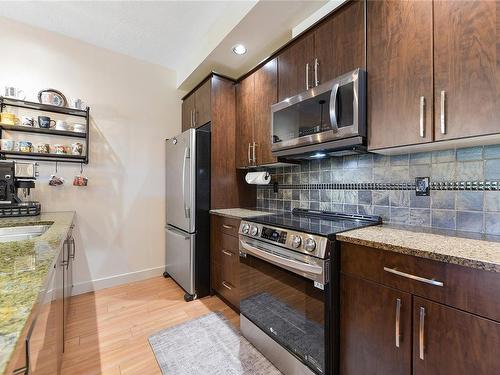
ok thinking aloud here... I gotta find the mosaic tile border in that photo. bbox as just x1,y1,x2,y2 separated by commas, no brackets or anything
260,180,500,191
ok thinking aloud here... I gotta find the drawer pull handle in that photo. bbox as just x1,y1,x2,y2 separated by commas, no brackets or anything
419,306,425,360
383,267,444,287
395,298,401,348
222,224,233,229
222,281,233,290
222,249,233,257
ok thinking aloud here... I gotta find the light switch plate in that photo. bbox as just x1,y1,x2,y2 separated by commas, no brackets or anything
415,177,430,196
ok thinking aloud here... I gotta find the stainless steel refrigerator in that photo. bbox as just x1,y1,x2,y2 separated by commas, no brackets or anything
165,125,210,301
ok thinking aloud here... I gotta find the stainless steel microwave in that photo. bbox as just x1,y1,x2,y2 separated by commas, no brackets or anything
271,68,366,158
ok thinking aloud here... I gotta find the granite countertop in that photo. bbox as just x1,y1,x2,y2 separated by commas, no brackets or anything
337,224,500,273
0,212,75,374
209,208,274,219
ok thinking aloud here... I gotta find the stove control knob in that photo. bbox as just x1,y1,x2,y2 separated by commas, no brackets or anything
304,238,316,252
241,223,250,234
291,235,302,248
250,225,259,236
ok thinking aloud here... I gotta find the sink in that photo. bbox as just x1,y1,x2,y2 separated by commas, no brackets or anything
0,225,50,242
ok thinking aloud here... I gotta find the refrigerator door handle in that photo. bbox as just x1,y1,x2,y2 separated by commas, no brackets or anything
166,225,191,239
182,147,190,218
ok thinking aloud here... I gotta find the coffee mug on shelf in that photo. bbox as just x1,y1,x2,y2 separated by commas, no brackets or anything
0,112,19,126
55,120,69,131
38,116,56,129
70,98,86,110
4,87,25,100
18,141,33,153
37,143,50,154
72,123,86,133
71,142,83,156
54,144,67,154
0,139,14,151
21,116,35,127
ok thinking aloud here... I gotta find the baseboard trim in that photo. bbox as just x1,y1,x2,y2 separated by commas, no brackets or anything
72,266,165,295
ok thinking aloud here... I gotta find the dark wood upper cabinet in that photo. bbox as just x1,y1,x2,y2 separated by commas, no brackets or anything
181,93,195,132
367,0,434,150
314,0,365,85
236,58,278,167
278,1,365,102
254,58,278,166
278,33,315,102
236,75,255,168
341,273,412,375
181,79,212,132
194,79,212,128
433,0,499,141
413,297,500,375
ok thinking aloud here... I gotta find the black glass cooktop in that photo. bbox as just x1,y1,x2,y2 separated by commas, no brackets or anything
247,208,382,239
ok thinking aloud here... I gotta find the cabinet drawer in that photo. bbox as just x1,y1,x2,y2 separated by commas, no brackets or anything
216,215,240,237
341,242,500,322
212,233,239,287
212,262,239,309
342,242,446,300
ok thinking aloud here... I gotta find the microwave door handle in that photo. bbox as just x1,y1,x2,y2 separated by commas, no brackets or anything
239,240,323,277
329,83,340,133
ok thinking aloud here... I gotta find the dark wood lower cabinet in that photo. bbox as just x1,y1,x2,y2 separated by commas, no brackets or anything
413,297,500,375
340,273,411,375
210,214,240,309
340,241,500,375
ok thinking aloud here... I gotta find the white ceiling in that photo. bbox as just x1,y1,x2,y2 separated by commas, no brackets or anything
0,1,257,85
0,0,328,90
180,0,328,91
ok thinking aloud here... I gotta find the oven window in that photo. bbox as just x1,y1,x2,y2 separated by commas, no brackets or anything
240,254,326,374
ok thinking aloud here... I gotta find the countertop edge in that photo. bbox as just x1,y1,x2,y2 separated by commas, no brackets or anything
209,208,273,220
336,230,500,273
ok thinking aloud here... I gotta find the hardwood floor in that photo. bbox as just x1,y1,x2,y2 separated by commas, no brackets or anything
61,276,239,375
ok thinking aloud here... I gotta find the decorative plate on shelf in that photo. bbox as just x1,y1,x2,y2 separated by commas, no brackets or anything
37,88,67,107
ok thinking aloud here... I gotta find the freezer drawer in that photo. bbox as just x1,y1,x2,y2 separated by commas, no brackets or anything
165,225,195,295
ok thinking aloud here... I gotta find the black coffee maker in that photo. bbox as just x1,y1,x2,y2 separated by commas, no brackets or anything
0,161,41,217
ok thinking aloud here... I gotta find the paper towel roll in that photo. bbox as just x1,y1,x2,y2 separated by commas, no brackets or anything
245,171,270,185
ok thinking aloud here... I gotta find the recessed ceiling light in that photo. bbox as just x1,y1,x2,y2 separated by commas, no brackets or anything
232,44,247,55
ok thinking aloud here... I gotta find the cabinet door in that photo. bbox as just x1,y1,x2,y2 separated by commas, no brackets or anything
367,0,433,150
254,58,278,166
314,0,365,85
278,33,315,101
413,297,500,375
194,79,211,127
434,1,499,141
235,75,255,168
63,238,74,351
340,274,411,375
181,93,195,132
29,253,64,374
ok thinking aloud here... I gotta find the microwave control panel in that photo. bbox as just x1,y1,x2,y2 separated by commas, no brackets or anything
261,227,287,244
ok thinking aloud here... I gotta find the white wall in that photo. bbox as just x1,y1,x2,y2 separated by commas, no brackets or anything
0,17,183,294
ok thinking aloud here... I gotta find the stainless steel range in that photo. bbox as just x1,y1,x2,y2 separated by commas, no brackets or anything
238,209,381,375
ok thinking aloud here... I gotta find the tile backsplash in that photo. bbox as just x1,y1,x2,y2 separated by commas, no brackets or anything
256,145,500,235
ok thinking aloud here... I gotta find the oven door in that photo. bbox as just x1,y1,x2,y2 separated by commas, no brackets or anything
271,68,365,153
239,237,330,374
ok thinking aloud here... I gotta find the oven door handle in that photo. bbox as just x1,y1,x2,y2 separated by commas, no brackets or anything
239,240,323,276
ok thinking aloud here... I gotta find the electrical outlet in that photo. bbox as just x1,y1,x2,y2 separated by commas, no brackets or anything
415,177,430,196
